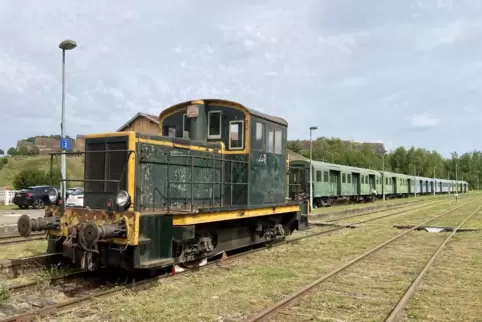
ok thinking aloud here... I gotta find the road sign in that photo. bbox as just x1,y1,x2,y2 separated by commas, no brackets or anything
60,138,71,150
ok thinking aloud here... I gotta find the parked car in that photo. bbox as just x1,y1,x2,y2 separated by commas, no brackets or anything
65,188,84,208
12,185,56,209
66,187,82,197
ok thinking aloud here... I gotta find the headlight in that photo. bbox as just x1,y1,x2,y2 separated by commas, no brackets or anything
48,188,59,203
116,190,130,208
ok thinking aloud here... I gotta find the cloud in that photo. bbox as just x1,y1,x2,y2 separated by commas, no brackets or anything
410,113,440,129
0,0,481,158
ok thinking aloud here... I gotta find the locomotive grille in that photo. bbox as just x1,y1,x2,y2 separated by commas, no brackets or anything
84,138,128,210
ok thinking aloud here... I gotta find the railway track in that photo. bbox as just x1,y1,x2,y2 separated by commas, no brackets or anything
244,200,478,322
0,232,45,246
0,197,463,322
0,253,64,279
314,194,452,223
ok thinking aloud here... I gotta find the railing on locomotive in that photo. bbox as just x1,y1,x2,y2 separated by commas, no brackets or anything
163,153,249,213
48,149,136,207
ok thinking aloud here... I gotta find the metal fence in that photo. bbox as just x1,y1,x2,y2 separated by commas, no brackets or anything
0,190,19,205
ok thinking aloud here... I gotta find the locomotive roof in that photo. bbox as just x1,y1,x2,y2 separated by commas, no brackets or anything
159,98,288,126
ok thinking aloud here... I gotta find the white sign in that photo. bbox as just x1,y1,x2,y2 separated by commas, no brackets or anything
187,105,199,118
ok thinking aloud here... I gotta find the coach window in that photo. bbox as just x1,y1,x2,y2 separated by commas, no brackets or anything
361,176,364,184
208,111,222,139
323,171,329,182
342,173,346,183
316,171,322,182
348,174,352,183
266,126,274,153
229,121,244,149
254,122,265,150
274,128,283,154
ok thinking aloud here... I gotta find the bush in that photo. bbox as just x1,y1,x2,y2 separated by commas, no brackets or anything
12,168,62,190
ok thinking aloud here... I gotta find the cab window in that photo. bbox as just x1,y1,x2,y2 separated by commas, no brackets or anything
208,111,222,139
229,121,244,149
274,128,283,154
254,122,265,150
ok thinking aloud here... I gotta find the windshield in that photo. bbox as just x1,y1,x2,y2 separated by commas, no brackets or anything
71,189,84,196
21,188,34,192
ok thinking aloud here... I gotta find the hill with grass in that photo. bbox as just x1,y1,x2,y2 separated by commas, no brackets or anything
0,155,84,188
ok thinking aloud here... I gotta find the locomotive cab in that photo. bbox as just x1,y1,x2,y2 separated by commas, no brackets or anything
17,99,309,271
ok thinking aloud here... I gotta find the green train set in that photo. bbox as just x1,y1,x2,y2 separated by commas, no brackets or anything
289,159,468,207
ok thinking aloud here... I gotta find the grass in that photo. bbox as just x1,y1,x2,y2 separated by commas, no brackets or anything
0,282,9,305
42,199,467,322
0,155,84,187
0,205,16,211
401,232,482,321
0,240,47,260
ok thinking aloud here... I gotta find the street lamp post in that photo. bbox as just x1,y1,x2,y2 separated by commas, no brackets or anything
476,171,480,194
455,160,458,194
309,126,318,211
413,165,417,198
59,39,77,203
381,155,385,201
327,152,334,163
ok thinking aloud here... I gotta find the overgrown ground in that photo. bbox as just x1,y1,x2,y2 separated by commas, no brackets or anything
0,155,84,187
36,197,478,322
311,194,452,216
0,240,47,260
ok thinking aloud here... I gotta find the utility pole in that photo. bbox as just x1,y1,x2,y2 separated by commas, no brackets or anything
309,126,318,211
382,155,385,201
413,165,417,198
456,161,458,194
433,167,436,196
448,171,451,195
476,171,480,194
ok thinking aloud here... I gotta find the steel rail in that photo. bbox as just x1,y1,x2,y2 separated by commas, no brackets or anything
0,233,45,245
244,201,472,322
384,204,482,322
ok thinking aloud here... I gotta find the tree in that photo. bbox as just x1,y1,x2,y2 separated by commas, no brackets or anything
29,146,40,156
17,146,29,156
13,168,48,189
7,147,17,156
0,149,4,155
12,168,61,190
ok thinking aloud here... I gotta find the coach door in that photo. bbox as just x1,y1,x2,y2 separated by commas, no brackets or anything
352,173,360,195
391,178,397,194
407,179,412,194
369,175,376,191
329,171,339,196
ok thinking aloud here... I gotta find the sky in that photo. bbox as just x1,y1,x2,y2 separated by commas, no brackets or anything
0,0,481,157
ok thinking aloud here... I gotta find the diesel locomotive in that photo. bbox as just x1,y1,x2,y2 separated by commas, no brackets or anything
17,99,309,271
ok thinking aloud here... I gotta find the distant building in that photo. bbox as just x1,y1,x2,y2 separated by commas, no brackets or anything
117,112,160,134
